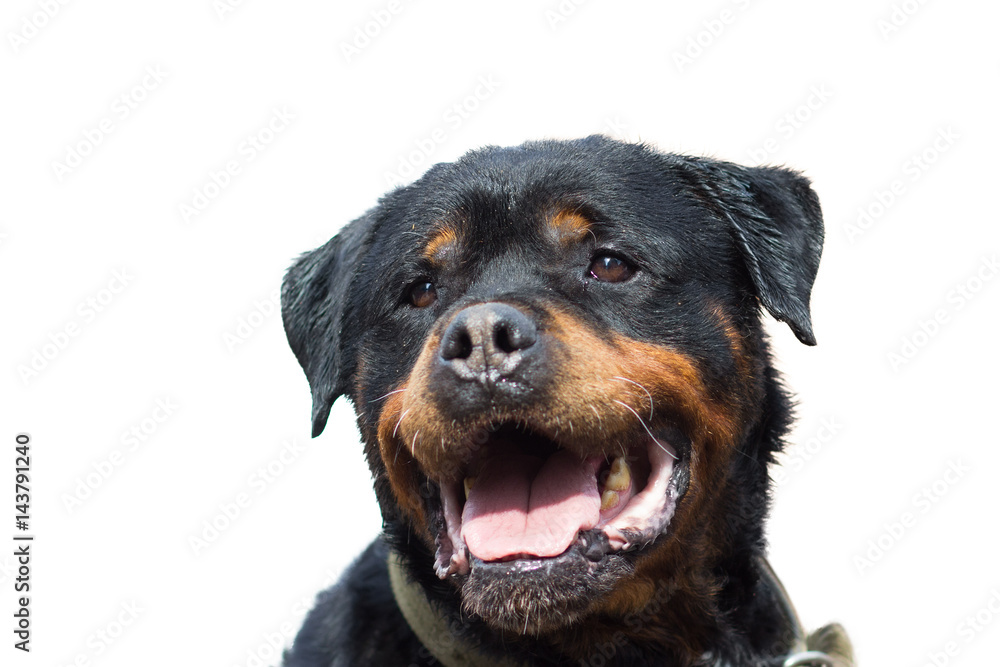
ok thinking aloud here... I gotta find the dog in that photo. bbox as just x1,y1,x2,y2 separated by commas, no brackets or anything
280,136,853,666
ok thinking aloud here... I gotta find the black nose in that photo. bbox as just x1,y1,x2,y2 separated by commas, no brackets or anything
439,303,537,382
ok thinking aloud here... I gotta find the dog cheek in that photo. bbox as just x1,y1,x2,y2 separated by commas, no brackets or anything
374,390,430,534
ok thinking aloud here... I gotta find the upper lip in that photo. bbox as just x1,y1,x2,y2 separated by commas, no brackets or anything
427,421,686,579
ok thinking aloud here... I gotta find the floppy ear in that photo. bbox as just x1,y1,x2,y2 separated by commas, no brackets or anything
673,157,824,345
281,212,375,436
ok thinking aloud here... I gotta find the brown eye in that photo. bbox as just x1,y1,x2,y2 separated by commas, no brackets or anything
409,281,437,308
588,255,634,283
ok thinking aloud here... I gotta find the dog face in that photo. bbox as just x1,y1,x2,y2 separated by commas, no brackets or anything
282,136,822,641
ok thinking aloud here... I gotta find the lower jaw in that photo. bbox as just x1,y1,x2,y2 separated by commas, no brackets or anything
458,533,637,635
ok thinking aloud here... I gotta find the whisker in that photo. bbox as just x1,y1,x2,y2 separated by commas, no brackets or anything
612,399,679,460
610,376,654,421
732,444,757,464
373,388,407,403
392,409,411,439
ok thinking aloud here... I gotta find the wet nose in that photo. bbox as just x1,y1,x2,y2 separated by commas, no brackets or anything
439,303,538,382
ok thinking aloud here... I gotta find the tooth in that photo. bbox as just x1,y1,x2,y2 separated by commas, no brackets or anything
604,456,631,492
463,477,475,499
600,489,620,511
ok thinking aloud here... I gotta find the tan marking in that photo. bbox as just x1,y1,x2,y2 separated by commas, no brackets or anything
549,209,592,246
707,300,753,382
423,227,458,264
372,303,764,658
375,387,429,535
390,306,748,483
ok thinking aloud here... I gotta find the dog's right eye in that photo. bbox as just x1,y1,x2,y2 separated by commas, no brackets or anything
408,281,438,308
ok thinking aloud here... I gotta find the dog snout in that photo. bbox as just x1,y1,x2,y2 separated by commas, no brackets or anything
438,303,538,384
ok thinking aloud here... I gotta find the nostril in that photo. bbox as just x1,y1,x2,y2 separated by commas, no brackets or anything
441,328,473,361
439,303,538,369
494,322,534,354
495,325,515,355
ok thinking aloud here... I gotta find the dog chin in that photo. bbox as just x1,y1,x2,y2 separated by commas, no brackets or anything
458,535,635,635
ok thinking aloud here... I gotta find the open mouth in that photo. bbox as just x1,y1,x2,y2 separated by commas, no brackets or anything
430,423,689,579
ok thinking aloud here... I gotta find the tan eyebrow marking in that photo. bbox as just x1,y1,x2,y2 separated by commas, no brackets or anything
549,209,592,246
423,226,458,264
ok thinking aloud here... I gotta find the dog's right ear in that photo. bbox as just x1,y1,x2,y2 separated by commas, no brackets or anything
281,212,375,437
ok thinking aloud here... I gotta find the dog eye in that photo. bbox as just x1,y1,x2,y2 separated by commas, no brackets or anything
588,255,634,283
408,281,438,308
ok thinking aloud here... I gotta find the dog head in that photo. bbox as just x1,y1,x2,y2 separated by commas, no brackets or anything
282,136,822,644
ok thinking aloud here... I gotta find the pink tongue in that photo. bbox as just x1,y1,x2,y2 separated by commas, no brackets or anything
461,450,600,561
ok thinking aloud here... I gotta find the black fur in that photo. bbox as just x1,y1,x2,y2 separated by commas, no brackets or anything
280,136,826,666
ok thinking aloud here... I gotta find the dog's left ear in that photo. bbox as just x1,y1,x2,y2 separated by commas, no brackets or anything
674,157,824,345
281,211,375,436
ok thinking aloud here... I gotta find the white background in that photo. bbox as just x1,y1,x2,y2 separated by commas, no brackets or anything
3,1,999,665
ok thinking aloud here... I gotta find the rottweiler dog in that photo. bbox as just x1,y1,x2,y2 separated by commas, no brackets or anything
280,136,853,666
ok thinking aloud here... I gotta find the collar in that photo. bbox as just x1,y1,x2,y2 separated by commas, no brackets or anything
388,551,850,667
756,555,854,667
388,551,526,667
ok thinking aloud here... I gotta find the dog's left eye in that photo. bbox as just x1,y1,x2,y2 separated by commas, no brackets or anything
408,281,438,308
588,255,634,283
